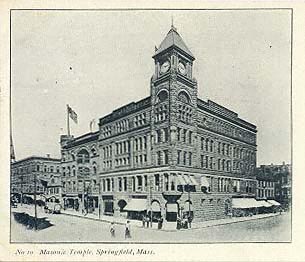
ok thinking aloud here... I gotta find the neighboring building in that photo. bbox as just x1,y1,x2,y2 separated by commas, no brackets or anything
60,25,258,222
255,174,276,200
11,155,61,204
255,163,291,208
60,132,100,214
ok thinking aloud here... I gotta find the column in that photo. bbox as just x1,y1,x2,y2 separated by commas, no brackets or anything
130,137,134,168
135,175,138,192
141,175,144,192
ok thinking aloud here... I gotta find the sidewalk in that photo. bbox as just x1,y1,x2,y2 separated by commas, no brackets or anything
61,208,280,232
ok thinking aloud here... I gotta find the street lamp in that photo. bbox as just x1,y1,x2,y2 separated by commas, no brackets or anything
33,172,38,231
149,182,153,228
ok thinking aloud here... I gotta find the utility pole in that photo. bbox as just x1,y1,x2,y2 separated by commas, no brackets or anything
20,173,23,206
34,172,37,231
150,182,153,228
188,183,191,215
98,181,101,220
67,104,70,137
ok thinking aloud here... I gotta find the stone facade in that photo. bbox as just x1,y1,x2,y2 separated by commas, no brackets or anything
59,25,258,222
11,156,61,203
255,163,291,209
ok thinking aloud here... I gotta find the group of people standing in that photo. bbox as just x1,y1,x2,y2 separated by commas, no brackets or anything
176,215,192,230
142,214,164,230
109,220,132,239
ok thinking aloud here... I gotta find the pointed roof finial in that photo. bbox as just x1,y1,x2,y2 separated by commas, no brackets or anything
171,15,177,31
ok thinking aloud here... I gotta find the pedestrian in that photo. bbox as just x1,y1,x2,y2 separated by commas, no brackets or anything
125,220,131,239
142,215,145,227
160,216,163,229
188,215,192,229
146,215,150,228
110,222,115,238
176,216,181,230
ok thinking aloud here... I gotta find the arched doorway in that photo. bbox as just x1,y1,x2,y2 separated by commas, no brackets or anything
166,202,178,222
150,200,161,221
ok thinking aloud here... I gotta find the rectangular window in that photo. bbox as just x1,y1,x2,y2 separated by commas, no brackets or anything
183,152,187,165
177,150,181,165
200,155,204,168
188,131,192,144
155,174,160,191
118,177,122,192
189,152,192,166
205,156,209,169
157,151,162,166
164,150,169,165
183,129,187,143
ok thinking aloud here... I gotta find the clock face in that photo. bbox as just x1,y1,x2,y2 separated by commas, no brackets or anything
160,61,170,74
178,62,186,75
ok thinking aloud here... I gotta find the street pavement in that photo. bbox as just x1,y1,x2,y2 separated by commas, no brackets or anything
11,204,291,243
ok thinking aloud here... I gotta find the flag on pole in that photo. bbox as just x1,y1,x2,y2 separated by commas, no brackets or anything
89,119,96,132
67,105,78,124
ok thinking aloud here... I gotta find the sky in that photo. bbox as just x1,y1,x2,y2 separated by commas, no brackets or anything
11,9,291,165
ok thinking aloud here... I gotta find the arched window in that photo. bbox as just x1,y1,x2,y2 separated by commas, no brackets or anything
156,90,168,103
178,91,191,104
77,149,90,164
91,147,97,157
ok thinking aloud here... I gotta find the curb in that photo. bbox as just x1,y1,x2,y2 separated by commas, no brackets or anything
60,211,281,232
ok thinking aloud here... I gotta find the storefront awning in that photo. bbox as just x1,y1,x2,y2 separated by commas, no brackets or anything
166,203,178,212
267,200,281,206
177,174,187,185
200,176,210,187
189,175,199,186
232,198,261,209
257,200,273,207
176,174,198,186
124,199,147,211
182,175,192,184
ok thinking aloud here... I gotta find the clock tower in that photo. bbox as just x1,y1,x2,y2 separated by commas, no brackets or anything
150,24,199,167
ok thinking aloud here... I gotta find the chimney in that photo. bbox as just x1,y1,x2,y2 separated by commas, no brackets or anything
46,154,50,158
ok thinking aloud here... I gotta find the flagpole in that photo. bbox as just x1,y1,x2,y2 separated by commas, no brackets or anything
67,104,70,136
